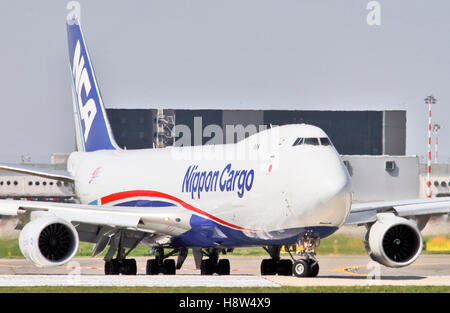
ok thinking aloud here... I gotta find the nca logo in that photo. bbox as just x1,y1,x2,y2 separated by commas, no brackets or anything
72,40,97,140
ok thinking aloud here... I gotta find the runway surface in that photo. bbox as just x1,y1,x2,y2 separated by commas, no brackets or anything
0,255,448,287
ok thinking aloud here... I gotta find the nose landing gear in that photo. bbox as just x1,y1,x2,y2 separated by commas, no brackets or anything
290,236,320,277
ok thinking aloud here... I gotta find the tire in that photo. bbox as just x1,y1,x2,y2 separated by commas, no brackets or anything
124,259,137,275
310,261,319,277
217,259,230,275
277,259,293,276
104,261,112,275
260,259,277,275
163,259,176,275
293,259,311,277
146,259,159,275
200,259,215,275
105,259,120,275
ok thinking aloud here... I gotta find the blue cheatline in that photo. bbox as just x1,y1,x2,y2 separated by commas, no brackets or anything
171,214,338,248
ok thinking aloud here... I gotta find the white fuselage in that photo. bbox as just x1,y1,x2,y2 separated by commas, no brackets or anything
67,124,352,246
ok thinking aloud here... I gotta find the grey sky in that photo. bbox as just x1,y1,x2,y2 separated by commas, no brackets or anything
0,1,449,163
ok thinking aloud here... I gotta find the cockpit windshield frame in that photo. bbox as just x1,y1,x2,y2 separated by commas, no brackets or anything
293,137,332,147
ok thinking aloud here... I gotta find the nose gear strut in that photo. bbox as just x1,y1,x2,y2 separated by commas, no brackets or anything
288,235,320,277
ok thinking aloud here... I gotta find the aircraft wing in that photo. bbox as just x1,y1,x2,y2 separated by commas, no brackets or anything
0,199,192,254
0,199,191,233
346,196,450,225
0,163,74,182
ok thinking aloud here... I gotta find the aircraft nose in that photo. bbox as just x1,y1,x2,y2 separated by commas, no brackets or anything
320,154,351,198
312,151,352,226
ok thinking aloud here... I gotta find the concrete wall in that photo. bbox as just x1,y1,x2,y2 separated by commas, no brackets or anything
383,111,406,155
342,155,420,202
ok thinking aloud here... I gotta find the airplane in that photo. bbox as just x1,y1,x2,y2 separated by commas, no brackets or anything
0,12,449,278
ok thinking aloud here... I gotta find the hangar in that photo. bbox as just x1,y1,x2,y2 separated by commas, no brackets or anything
106,109,406,156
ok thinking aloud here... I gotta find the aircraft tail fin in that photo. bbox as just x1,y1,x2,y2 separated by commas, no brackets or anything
66,16,120,152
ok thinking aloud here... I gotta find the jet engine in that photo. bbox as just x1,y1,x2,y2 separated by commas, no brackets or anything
19,215,79,267
364,213,423,268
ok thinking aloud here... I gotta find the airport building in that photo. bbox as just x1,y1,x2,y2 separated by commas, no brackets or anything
0,109,447,203
106,109,406,156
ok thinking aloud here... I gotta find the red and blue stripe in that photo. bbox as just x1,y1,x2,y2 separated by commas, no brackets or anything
99,190,261,232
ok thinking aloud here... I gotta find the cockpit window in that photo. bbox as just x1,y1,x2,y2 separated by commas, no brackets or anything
304,138,319,146
293,137,331,147
293,138,304,146
319,137,331,146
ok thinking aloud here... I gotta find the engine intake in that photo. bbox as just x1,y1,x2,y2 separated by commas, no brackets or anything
365,213,423,268
19,215,79,267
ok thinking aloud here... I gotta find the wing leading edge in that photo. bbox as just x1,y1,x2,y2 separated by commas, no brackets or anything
0,199,192,237
0,163,74,182
346,197,450,225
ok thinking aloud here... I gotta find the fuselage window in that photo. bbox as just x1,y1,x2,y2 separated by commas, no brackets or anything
304,138,319,146
320,137,331,146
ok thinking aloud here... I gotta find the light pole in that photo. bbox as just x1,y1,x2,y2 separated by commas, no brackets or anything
433,124,440,164
424,96,436,198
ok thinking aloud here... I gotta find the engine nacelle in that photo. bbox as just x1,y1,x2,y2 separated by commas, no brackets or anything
365,213,423,268
19,215,79,267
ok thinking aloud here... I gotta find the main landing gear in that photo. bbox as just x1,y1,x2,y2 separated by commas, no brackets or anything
103,229,187,275
260,236,320,278
105,232,138,275
145,247,187,275
260,246,293,276
198,248,231,275
104,247,184,275
104,242,138,275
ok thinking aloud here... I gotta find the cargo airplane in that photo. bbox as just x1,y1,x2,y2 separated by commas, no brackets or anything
0,13,449,277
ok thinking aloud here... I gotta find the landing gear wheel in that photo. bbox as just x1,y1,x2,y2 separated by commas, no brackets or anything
146,258,176,275
278,259,293,276
200,259,215,275
200,258,231,275
146,259,159,275
163,259,176,275
293,259,311,277
105,259,119,275
260,259,277,275
105,258,137,275
123,259,137,275
260,259,293,276
198,248,231,276
217,259,230,275
310,261,319,277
